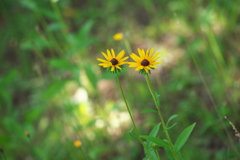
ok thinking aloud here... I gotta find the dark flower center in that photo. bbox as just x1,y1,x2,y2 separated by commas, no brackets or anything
110,58,118,65
141,59,150,66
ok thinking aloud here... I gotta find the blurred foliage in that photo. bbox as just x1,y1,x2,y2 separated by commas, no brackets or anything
0,0,240,159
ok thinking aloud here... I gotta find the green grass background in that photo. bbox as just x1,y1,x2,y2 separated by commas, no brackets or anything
1,0,240,159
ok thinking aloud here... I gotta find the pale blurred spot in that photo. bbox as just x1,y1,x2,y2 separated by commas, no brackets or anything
72,87,88,104
95,119,105,128
97,80,118,101
51,0,59,3
106,110,131,137
87,132,95,140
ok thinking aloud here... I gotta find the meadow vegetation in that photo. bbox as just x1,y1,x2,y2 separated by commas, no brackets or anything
0,0,240,159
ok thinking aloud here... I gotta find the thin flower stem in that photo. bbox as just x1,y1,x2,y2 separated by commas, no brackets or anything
145,74,178,160
155,150,161,160
123,38,132,55
115,72,151,158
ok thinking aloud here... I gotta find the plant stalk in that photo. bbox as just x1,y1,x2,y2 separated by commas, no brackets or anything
116,72,151,158
145,74,178,160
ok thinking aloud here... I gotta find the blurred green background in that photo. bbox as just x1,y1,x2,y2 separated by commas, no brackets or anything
1,0,240,159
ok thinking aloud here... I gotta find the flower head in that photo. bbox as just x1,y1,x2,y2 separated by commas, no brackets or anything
24,131,30,137
128,48,162,74
97,49,129,73
74,140,82,148
113,33,123,41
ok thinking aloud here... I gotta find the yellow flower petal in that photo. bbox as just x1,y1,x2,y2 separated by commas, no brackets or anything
152,62,162,65
144,68,149,73
102,52,111,61
119,56,129,62
129,63,139,67
130,54,141,63
116,65,122,69
129,48,162,74
97,49,129,72
146,49,149,57
116,50,125,59
107,49,112,58
151,52,161,60
152,56,161,61
138,48,144,59
149,65,157,68
149,48,154,57
111,49,116,58
111,66,115,71
97,58,108,63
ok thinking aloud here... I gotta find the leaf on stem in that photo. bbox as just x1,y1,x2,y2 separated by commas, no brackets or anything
166,114,178,127
128,128,138,140
146,123,161,148
140,136,170,149
174,122,196,152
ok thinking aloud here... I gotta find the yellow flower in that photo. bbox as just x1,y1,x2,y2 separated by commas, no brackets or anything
74,140,82,148
97,49,129,72
113,33,123,41
24,131,30,137
129,48,162,74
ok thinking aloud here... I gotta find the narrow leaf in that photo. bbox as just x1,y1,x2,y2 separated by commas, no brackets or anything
166,114,178,127
155,92,160,107
165,123,177,130
174,122,196,152
149,123,161,137
140,136,170,149
129,128,138,140
165,148,175,160
141,109,158,114
146,123,161,148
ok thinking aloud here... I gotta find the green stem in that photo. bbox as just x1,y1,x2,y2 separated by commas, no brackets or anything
155,149,161,160
115,72,151,158
123,38,132,55
145,74,178,160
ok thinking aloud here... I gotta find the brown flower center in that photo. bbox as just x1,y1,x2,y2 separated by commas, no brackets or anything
141,59,149,66
110,58,118,65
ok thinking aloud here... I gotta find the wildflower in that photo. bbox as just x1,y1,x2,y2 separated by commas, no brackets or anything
97,49,129,72
129,48,162,74
74,140,82,148
113,33,123,41
24,131,30,137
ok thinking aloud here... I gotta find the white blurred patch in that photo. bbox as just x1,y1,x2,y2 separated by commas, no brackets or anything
95,119,105,128
106,110,131,137
72,88,88,104
51,0,59,3
87,132,95,140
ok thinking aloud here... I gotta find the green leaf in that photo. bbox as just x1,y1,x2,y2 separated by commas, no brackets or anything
166,114,178,127
84,65,98,88
42,81,67,100
140,136,170,149
174,122,196,152
155,92,160,107
165,148,175,160
129,128,138,140
146,123,161,148
50,58,75,70
141,109,158,114
166,123,177,130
